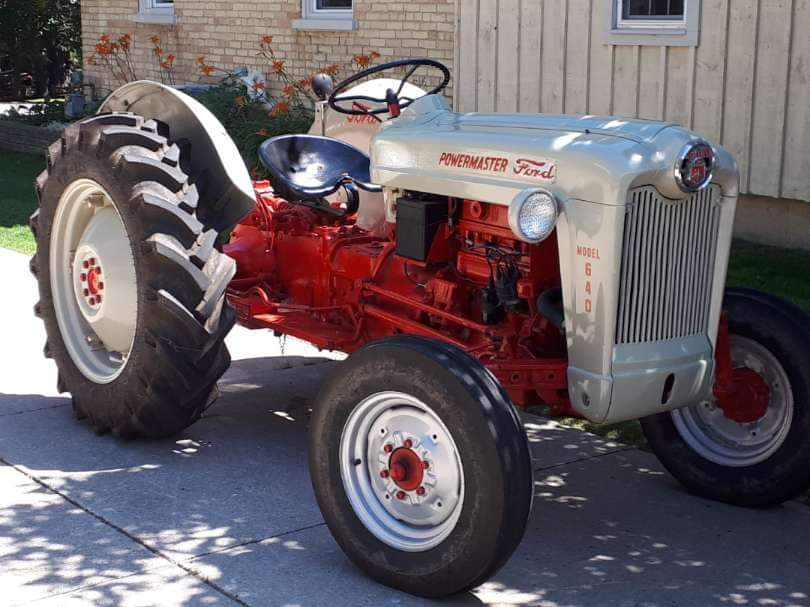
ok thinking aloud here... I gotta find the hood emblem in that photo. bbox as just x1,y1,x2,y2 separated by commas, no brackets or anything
676,142,715,193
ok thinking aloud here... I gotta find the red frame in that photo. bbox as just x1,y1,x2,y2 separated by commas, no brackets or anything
225,183,756,422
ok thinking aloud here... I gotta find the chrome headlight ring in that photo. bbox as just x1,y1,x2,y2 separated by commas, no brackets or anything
508,188,560,244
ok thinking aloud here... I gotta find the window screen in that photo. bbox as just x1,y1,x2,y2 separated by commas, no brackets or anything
317,0,351,9
623,0,684,19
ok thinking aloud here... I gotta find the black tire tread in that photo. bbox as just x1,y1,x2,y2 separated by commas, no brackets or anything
31,111,235,438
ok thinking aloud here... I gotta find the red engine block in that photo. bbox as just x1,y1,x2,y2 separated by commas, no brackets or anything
224,182,573,414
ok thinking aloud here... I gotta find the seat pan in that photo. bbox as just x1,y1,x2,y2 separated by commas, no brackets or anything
259,134,378,202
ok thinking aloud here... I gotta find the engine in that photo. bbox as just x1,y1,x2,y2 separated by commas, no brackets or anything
225,182,572,414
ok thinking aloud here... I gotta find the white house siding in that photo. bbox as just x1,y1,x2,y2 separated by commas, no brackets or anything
455,0,810,205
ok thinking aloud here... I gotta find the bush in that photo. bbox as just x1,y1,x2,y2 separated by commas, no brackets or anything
190,83,313,176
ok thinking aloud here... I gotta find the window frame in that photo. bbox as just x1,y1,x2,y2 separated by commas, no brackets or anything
303,0,352,20
604,0,699,47
132,0,175,24
616,0,687,30
293,0,357,32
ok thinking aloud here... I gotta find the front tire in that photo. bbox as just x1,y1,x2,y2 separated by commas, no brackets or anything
642,288,810,507
309,336,533,598
31,113,237,438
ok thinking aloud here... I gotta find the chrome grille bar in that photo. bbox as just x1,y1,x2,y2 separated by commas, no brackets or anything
616,186,721,344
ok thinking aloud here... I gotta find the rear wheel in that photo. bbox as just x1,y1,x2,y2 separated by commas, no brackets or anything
31,112,238,438
642,288,810,507
309,336,533,597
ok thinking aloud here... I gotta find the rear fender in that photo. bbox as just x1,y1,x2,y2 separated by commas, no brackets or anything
99,80,255,232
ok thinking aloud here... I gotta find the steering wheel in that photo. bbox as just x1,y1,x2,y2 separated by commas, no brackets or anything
327,58,450,118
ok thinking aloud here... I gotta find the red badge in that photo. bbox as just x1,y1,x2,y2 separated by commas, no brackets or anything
677,143,714,192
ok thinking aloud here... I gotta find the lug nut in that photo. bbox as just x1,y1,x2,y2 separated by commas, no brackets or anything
380,470,390,479
403,439,412,449
89,257,96,266
83,288,89,296
416,487,426,496
80,273,87,281
98,282,104,290
395,491,406,500
96,294,102,303
422,461,429,469
88,297,96,305
383,444,393,453
96,267,102,275
82,260,89,269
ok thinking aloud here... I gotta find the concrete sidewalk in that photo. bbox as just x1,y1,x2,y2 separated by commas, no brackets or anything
1,245,809,607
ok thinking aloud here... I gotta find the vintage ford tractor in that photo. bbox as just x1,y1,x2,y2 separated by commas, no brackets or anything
30,59,810,597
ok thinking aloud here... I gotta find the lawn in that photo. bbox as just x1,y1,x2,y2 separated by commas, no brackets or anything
0,149,44,255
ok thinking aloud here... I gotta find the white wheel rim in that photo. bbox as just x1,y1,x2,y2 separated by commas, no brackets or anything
49,179,138,384
339,391,465,552
672,335,794,467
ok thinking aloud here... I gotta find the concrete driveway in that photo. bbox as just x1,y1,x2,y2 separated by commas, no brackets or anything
1,246,809,607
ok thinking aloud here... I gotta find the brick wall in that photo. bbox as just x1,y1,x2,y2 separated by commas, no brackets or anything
81,0,456,99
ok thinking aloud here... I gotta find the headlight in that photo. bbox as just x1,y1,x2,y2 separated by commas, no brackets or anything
508,189,559,243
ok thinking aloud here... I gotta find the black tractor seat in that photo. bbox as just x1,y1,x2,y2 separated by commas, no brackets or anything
259,134,381,205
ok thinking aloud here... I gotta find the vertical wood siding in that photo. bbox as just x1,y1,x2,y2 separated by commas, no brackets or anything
455,0,810,202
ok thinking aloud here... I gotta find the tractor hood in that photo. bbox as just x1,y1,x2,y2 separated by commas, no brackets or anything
370,95,738,205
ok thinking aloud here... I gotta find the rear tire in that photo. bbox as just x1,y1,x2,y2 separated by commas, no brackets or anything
309,336,533,597
642,288,810,507
31,112,237,438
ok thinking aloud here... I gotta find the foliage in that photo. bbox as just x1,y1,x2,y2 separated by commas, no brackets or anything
189,83,312,177
0,99,67,126
0,149,45,254
87,33,177,87
0,0,81,96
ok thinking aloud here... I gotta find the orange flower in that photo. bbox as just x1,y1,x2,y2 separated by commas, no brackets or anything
100,34,110,43
324,64,340,75
269,100,289,117
200,64,216,76
150,35,161,45
234,95,246,107
370,50,381,59
272,60,285,73
353,54,370,68
261,35,273,45
153,46,163,56
95,41,112,56
118,34,132,49
282,84,295,97
256,128,269,137
196,55,206,65
166,53,176,64
299,77,313,88
253,80,265,90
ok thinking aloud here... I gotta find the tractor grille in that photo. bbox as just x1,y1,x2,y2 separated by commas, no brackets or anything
616,186,721,345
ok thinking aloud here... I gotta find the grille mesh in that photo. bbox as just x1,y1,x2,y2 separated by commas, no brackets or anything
616,186,721,345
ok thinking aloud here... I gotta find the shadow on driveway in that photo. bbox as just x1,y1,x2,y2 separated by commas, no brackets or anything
1,356,809,606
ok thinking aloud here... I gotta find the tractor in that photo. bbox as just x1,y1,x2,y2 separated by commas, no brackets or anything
29,59,810,598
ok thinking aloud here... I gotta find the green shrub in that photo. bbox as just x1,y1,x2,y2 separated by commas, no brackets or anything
190,83,313,176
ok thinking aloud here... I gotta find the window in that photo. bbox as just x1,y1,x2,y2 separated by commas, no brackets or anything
132,0,175,24
605,0,698,46
293,0,356,31
618,0,685,29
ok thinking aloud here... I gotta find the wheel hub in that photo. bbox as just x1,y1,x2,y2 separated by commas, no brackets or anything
51,179,138,383
716,367,771,424
672,335,793,467
339,391,465,552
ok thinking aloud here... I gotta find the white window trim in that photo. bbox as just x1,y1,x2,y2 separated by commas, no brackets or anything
604,0,699,47
131,0,175,25
293,0,357,32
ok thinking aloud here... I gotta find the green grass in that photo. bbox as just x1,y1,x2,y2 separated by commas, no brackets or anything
0,149,44,255
727,239,810,311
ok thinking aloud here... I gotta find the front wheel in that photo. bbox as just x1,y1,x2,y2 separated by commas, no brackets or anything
642,288,810,507
308,336,533,597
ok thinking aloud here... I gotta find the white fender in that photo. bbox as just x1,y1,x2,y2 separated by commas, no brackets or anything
99,80,256,232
